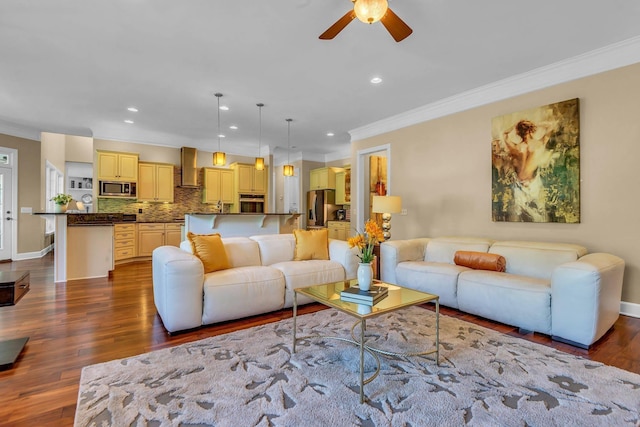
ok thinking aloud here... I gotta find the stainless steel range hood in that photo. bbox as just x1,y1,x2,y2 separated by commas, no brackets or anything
180,147,199,187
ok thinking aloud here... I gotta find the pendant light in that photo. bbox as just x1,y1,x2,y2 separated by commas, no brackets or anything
213,92,226,166
255,103,265,171
283,118,294,177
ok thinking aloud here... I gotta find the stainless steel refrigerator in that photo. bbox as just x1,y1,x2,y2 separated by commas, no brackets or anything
307,190,337,228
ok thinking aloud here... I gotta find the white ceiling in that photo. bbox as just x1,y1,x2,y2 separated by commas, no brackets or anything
1,1,640,161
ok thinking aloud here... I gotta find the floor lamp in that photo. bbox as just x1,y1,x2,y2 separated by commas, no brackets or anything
372,195,402,240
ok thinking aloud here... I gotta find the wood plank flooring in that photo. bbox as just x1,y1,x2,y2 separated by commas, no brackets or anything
0,253,638,426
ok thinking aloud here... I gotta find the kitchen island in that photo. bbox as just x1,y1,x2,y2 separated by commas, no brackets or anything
33,213,115,283
185,213,300,237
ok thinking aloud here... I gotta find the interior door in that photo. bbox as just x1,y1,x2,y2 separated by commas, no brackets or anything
0,167,13,260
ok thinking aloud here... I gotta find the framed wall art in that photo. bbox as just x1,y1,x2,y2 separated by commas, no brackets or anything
491,98,580,223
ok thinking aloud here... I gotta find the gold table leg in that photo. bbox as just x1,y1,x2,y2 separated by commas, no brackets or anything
292,292,297,354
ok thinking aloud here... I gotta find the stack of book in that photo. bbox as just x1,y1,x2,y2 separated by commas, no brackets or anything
340,285,388,306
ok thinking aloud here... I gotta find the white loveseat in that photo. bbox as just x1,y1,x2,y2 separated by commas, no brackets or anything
152,234,359,333
380,237,625,348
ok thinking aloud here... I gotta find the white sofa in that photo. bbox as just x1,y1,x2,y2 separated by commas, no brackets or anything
152,234,359,333
380,237,625,348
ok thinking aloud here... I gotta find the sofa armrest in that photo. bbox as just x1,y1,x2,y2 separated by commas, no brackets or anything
329,238,359,280
551,252,625,347
152,245,205,333
380,238,430,284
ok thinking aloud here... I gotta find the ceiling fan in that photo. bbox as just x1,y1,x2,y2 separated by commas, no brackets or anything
319,0,413,42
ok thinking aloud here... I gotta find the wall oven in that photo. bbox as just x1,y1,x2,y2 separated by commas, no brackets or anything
239,194,265,213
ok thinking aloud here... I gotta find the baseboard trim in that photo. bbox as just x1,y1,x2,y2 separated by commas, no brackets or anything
12,245,53,261
620,301,640,318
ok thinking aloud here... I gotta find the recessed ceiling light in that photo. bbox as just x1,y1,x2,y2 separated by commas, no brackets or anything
127,107,138,112
124,119,134,124
219,105,229,111
370,77,383,84
326,132,335,137
217,134,225,138
229,125,238,130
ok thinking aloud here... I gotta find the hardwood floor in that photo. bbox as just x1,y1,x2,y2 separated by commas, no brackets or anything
1,253,639,426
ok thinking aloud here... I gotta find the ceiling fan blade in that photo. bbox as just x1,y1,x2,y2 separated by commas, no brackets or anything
319,10,356,40
380,8,413,42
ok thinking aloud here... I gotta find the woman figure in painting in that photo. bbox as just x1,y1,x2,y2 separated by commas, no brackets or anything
500,119,558,221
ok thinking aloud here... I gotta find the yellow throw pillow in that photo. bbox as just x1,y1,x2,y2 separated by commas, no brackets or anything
187,232,231,273
294,229,329,261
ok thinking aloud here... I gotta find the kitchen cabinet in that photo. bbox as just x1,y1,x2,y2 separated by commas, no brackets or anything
310,167,343,190
114,223,136,261
232,162,267,194
97,150,139,181
137,223,182,257
164,223,182,247
203,168,234,204
335,168,351,205
328,221,351,241
138,162,174,202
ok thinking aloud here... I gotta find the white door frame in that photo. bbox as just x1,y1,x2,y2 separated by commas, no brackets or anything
0,147,18,260
356,143,391,229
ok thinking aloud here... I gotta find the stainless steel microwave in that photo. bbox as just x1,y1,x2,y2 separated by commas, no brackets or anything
99,181,136,197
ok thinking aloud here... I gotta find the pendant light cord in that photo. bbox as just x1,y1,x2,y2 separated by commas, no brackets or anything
215,93,223,151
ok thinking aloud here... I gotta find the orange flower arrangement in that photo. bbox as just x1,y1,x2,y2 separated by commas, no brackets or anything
347,219,384,263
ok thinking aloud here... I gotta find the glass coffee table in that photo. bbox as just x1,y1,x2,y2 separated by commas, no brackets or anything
293,279,439,403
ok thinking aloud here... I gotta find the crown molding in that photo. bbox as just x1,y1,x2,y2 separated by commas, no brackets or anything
349,35,640,142
0,119,42,141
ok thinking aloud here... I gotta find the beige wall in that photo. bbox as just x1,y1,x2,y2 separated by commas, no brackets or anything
0,134,45,253
351,62,640,304
65,135,93,163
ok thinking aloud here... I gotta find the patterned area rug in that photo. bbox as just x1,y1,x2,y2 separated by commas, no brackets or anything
75,306,640,426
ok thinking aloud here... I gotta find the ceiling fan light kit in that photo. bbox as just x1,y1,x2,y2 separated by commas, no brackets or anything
354,0,388,23
319,0,412,42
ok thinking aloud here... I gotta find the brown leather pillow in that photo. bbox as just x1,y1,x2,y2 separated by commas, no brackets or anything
454,251,506,272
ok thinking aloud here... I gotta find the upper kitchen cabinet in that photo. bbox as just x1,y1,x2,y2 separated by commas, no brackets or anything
97,150,138,181
203,167,234,204
138,162,174,202
335,167,351,205
231,162,267,194
310,167,343,190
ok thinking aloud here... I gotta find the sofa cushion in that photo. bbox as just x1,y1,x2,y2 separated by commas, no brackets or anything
221,237,262,268
187,232,231,273
250,234,295,266
425,237,493,264
489,241,587,280
202,266,285,324
454,251,506,272
272,260,345,307
293,229,329,261
395,261,469,308
457,270,552,334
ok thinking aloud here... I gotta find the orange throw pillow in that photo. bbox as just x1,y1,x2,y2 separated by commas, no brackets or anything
454,251,506,272
293,229,329,261
187,232,231,273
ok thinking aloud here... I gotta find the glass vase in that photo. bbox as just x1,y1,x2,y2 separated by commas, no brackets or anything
357,262,373,291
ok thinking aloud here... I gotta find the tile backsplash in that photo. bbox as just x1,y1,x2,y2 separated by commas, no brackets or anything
97,168,229,222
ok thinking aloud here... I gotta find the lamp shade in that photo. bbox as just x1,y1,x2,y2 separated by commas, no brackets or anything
283,164,294,177
354,0,389,24
213,151,226,166
255,157,265,171
372,195,402,213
